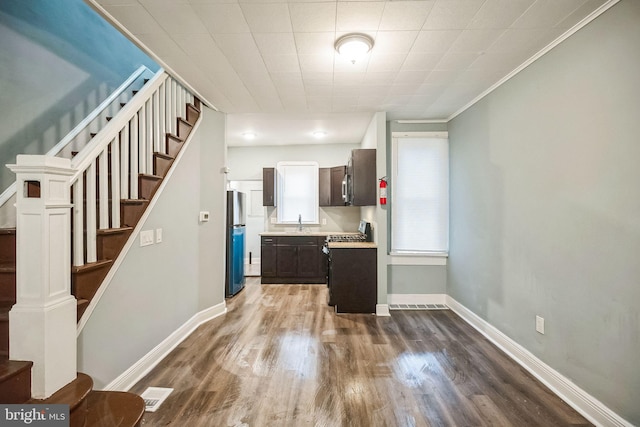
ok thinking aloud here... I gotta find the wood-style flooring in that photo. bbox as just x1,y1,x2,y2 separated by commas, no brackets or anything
131,278,591,426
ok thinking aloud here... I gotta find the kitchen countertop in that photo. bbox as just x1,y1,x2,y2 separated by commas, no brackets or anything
260,231,361,237
327,242,377,249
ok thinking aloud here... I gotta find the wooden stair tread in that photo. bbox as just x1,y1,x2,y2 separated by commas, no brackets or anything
167,133,184,142
85,391,145,427
0,360,32,383
153,152,174,161
96,227,134,236
121,199,148,205
139,173,162,180
72,259,112,274
30,372,92,411
0,228,16,235
0,359,32,402
0,264,16,273
187,102,201,113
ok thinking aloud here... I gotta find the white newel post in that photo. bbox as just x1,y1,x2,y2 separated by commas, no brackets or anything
8,155,77,399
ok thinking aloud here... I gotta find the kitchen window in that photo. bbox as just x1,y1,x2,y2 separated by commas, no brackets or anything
391,132,448,258
276,161,319,225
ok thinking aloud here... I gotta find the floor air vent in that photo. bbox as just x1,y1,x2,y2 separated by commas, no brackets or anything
141,387,174,412
389,303,448,311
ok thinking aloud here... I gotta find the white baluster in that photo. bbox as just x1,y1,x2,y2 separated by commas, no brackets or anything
160,82,166,154
73,178,84,267
120,125,129,199
131,115,139,199
98,148,108,229
86,160,97,264
153,90,161,155
111,137,121,228
172,80,178,129
165,80,172,136
140,100,148,175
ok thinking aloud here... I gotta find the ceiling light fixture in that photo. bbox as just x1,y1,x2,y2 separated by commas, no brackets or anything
334,33,374,64
242,132,256,140
312,131,327,138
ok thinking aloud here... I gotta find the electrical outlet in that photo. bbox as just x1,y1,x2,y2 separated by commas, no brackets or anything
536,315,545,334
156,228,163,243
140,230,154,247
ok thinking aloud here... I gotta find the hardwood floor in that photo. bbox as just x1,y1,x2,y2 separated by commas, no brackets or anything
131,278,591,426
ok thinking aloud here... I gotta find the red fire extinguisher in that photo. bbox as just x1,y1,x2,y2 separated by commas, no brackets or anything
379,177,387,205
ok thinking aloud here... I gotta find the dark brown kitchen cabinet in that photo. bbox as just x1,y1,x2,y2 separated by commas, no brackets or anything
329,246,377,313
319,168,331,206
319,166,347,206
262,167,275,206
349,149,376,206
261,235,326,284
260,236,277,277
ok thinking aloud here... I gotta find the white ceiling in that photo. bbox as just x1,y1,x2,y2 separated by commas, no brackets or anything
91,0,610,146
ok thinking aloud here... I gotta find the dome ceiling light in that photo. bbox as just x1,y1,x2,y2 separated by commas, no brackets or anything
242,132,256,140
312,131,327,138
334,33,374,64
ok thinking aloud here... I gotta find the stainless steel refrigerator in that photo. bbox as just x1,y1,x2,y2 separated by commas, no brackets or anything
225,190,246,297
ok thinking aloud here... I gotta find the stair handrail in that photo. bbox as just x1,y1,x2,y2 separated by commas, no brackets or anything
0,65,153,210
69,69,167,177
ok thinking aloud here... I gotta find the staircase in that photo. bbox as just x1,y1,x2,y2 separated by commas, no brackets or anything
0,69,201,425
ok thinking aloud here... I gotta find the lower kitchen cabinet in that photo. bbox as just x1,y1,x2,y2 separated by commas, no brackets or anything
260,236,277,278
261,236,326,284
329,246,377,313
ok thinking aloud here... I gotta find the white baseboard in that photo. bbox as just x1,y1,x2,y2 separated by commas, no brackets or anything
388,293,447,305
446,296,633,427
376,304,390,316
103,301,227,392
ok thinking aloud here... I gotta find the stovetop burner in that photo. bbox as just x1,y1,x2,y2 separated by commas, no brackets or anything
327,234,367,243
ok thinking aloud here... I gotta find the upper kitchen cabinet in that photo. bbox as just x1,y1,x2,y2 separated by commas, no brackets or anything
263,167,275,206
319,165,347,207
348,149,376,206
319,168,330,206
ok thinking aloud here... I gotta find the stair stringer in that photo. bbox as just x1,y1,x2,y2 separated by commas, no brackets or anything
76,115,202,335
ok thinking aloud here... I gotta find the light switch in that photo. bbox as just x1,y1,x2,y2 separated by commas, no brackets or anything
140,230,154,247
199,211,210,222
156,228,163,243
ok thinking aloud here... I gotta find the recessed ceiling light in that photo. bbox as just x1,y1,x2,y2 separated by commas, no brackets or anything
242,132,256,140
335,33,374,64
312,131,327,138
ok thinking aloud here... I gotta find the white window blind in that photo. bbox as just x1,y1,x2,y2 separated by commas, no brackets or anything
276,162,319,224
391,134,448,254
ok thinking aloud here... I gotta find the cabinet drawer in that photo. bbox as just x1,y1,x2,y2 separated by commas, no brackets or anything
261,236,277,245
278,236,318,246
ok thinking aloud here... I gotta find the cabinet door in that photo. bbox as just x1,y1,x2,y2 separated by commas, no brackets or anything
263,168,275,206
260,236,276,277
260,244,277,277
351,149,376,206
276,245,297,277
297,245,320,277
330,166,347,206
319,168,331,207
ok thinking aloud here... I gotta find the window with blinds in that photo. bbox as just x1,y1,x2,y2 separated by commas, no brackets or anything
391,133,449,255
276,161,319,224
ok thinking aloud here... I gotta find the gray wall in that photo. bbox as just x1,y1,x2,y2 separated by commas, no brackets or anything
0,0,158,194
386,121,449,296
447,1,640,424
78,107,227,388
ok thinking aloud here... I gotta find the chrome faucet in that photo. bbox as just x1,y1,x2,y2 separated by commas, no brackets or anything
298,214,303,231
